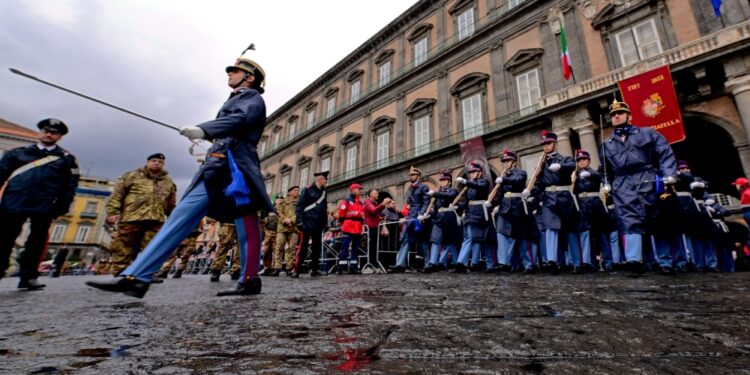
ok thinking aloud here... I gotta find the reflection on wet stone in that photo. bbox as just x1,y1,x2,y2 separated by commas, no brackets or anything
3,274,750,372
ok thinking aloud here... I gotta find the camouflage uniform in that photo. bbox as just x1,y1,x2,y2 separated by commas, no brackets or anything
158,236,196,274
211,223,241,274
261,213,278,269
273,196,299,270
107,167,176,275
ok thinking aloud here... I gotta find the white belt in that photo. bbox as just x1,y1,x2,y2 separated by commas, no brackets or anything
468,200,486,205
438,207,456,213
676,192,692,197
504,192,523,198
545,185,570,192
577,192,601,198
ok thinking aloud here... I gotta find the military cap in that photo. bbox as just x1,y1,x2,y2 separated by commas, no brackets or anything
37,118,68,135
147,153,166,161
575,149,590,161
468,160,483,173
676,160,690,170
313,171,329,179
609,99,631,115
409,166,422,176
288,185,299,192
501,149,517,162
439,171,453,181
540,130,557,145
227,57,266,94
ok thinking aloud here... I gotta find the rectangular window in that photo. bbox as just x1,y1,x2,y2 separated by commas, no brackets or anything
414,115,431,156
299,166,308,187
321,156,331,173
281,174,290,195
376,132,389,169
306,110,315,130
51,223,67,242
273,132,280,148
289,122,296,139
457,8,475,41
414,37,428,67
75,226,91,243
326,96,336,118
350,80,360,103
265,181,273,195
84,201,97,213
260,140,267,155
516,68,541,116
615,18,663,67
379,61,391,88
508,0,524,9
345,145,358,178
461,93,483,140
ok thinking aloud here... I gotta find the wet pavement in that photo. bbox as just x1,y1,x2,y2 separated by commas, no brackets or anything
2,271,750,374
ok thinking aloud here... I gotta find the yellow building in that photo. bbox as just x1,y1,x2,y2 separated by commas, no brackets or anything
10,176,115,273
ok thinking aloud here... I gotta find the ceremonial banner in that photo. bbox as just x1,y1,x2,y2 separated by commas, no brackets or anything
617,65,685,144
459,136,491,182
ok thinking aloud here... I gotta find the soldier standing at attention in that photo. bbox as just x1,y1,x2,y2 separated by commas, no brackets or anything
390,166,430,273
210,222,241,282
0,118,79,290
87,48,273,297
600,99,678,274
259,197,282,275
106,153,177,276
292,171,329,278
270,186,301,276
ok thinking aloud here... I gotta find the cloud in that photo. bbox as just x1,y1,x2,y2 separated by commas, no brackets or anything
0,0,416,197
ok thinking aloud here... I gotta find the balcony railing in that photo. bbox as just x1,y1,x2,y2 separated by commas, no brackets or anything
79,212,98,219
260,1,528,159
539,19,750,110
326,104,538,186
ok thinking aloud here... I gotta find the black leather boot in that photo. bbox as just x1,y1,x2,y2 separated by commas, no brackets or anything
86,276,150,298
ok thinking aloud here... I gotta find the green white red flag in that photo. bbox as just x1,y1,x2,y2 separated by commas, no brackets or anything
560,26,573,80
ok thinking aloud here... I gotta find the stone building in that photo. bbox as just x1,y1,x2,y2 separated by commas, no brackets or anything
259,0,750,211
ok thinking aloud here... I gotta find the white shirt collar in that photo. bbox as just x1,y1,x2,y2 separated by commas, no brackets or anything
37,143,58,151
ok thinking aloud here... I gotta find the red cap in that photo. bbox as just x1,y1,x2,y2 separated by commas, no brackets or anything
731,177,749,186
349,183,363,190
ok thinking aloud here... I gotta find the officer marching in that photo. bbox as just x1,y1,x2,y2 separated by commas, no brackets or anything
454,161,492,273
492,150,533,272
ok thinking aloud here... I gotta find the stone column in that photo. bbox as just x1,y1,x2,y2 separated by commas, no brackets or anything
574,124,600,169
555,129,573,157
726,74,750,150
736,143,750,178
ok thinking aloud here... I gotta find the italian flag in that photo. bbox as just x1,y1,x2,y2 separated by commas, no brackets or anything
560,25,573,80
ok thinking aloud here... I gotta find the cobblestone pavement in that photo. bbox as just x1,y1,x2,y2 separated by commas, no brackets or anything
2,271,750,374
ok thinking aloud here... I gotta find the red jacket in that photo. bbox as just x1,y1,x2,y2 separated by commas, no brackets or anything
339,195,365,234
364,198,385,229
741,186,750,205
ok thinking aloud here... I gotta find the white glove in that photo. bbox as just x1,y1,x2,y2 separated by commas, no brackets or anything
663,176,677,185
495,177,503,184
483,201,492,208
456,177,467,184
417,215,425,221
601,184,612,194
706,206,716,214
448,203,456,210
180,126,206,140
548,163,561,172
492,206,499,215
690,181,705,190
579,171,591,179
521,189,530,198
423,214,431,220
526,196,535,203
427,190,435,196
705,198,716,206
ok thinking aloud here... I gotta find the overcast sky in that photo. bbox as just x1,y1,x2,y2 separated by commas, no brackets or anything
0,0,416,194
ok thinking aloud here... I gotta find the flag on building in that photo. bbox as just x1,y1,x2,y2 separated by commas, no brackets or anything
560,25,573,80
712,0,722,17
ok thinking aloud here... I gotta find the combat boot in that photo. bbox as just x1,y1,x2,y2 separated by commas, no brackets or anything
172,270,183,279
18,279,46,290
230,271,240,280
210,271,221,282
266,269,280,277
